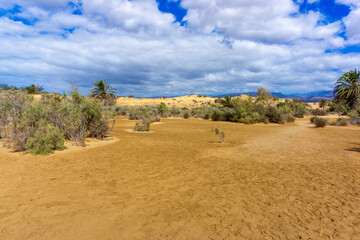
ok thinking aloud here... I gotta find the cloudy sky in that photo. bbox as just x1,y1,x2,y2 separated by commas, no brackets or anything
0,0,359,96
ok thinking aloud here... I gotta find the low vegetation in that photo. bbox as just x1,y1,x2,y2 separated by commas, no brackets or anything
312,117,328,128
0,88,113,155
109,88,307,125
212,126,225,143
134,119,151,132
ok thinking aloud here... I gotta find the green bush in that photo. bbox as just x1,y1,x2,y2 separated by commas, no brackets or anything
25,122,65,155
183,111,190,119
265,106,286,124
310,116,319,123
170,107,181,116
334,118,349,126
313,117,327,128
348,110,359,118
211,109,223,121
134,118,150,132
158,102,169,117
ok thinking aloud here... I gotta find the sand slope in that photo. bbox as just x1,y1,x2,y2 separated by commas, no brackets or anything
0,117,359,239
116,95,216,108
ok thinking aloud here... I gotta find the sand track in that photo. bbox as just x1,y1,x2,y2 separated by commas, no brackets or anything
0,117,359,239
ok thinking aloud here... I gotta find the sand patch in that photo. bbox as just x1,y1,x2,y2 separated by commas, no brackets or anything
0,117,359,239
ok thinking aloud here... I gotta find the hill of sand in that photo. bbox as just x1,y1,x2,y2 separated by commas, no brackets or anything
116,95,216,108
0,116,359,239
117,95,321,109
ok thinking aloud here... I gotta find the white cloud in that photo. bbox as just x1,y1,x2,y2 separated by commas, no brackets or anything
181,0,342,45
0,0,359,96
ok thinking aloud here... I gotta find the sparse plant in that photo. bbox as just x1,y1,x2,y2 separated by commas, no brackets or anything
332,118,349,126
158,102,169,117
313,117,328,128
319,99,327,109
134,118,150,132
313,108,328,116
183,111,190,119
214,127,225,143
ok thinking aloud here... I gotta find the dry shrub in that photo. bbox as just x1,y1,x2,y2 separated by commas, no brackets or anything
313,117,327,128
214,127,225,143
134,119,150,132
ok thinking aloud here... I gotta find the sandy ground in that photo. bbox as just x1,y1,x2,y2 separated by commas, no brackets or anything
116,95,216,108
0,116,359,239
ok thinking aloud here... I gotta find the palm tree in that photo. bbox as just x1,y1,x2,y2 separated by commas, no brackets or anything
215,95,232,107
333,69,360,109
91,79,117,106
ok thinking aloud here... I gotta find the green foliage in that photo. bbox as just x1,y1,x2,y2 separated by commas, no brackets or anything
211,109,224,121
286,99,306,118
265,106,286,124
256,88,271,104
331,118,349,126
0,89,111,152
310,116,318,123
328,99,349,114
90,79,117,106
348,110,359,118
215,95,232,107
158,102,169,117
183,111,190,119
319,99,327,109
170,107,181,116
25,122,65,155
134,118,150,132
333,69,360,109
313,117,328,128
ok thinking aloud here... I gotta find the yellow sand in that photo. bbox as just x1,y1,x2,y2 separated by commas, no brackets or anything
0,116,359,239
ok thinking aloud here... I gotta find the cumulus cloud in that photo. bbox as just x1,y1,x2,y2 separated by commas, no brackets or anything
0,0,359,96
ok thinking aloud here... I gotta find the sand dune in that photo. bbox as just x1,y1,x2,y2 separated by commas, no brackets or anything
116,95,216,108
0,116,359,239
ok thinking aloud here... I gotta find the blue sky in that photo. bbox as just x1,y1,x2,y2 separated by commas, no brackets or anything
0,0,359,96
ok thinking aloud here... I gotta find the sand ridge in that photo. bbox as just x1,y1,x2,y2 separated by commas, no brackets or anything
0,116,359,239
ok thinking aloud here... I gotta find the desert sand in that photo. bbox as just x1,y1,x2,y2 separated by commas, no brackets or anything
116,95,216,108
0,115,359,239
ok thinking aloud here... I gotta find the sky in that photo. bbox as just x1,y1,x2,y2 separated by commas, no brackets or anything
0,0,360,96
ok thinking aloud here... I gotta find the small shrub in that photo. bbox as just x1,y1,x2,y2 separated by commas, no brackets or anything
285,115,295,123
348,110,359,118
319,99,327,109
349,116,360,125
310,116,319,123
265,106,286,124
336,118,349,126
211,109,223,121
25,123,65,155
183,111,190,119
313,117,327,128
203,112,210,120
170,107,181,116
313,108,328,116
134,119,150,132
158,102,169,117
214,127,225,143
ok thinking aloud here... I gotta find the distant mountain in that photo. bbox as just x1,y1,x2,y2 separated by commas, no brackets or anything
213,91,334,102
